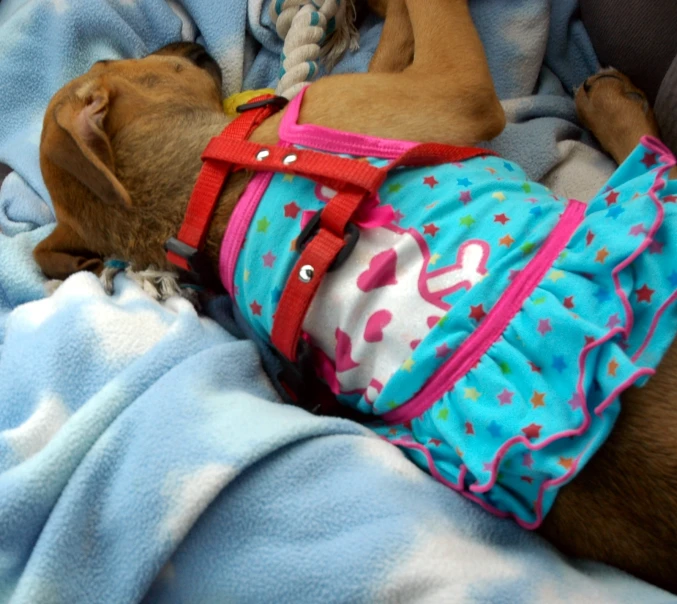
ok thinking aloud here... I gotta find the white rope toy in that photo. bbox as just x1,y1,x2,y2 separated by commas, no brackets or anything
269,0,359,99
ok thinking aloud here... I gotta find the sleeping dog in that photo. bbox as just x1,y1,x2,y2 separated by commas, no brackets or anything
34,0,677,592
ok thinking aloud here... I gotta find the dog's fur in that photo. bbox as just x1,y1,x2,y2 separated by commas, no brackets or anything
35,0,677,592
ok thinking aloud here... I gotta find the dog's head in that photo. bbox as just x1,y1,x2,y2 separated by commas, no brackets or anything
36,42,224,280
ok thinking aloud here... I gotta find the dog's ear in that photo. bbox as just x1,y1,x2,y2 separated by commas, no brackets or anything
44,84,131,208
33,222,103,280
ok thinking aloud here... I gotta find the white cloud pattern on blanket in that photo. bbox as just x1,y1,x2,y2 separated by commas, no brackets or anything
4,394,69,462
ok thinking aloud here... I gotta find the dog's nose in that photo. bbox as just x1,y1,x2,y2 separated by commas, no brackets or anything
183,44,215,71
177,43,222,88
151,42,223,90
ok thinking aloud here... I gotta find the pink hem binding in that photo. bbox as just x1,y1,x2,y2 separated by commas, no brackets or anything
220,171,276,296
384,134,677,529
279,86,419,158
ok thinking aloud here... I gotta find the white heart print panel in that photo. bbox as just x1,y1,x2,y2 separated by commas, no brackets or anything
303,221,490,405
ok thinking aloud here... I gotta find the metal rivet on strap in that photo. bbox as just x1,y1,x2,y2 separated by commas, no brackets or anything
256,149,270,161
298,264,314,283
283,153,298,165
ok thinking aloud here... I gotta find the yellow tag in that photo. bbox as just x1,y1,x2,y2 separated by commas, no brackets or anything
223,89,276,116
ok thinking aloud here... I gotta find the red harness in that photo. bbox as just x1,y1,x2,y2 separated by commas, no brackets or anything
166,94,495,408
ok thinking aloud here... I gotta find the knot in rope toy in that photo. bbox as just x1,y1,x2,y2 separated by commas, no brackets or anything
269,0,359,99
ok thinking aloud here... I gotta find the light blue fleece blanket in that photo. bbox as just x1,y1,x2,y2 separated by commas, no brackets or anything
0,0,674,602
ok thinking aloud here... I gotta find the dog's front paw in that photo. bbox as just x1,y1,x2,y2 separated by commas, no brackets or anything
130,268,183,301
98,260,201,307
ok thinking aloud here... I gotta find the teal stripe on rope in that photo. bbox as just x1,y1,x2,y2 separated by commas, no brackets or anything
269,0,359,99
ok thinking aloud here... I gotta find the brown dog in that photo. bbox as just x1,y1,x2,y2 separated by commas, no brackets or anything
35,0,677,592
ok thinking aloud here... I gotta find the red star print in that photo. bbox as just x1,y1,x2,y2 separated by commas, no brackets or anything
641,152,658,168
664,194,677,203
537,319,552,336
469,304,486,322
465,421,475,435
429,438,442,446
262,251,276,268
284,201,300,219
606,313,622,328
435,343,451,358
494,213,510,225
636,284,655,303
585,230,595,246
520,476,534,484
403,420,413,431
528,361,541,373
568,393,583,410
423,175,439,188
459,191,472,204
250,300,263,316
521,423,542,440
393,209,405,223
605,191,619,205
584,335,596,345
563,296,575,309
497,389,514,405
423,223,440,237
648,240,664,254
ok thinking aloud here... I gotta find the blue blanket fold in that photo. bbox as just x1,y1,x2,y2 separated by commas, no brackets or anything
1,0,675,601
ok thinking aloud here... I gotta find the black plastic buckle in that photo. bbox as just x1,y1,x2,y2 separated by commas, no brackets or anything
296,210,360,272
164,237,219,288
276,340,321,410
165,237,201,267
236,96,289,113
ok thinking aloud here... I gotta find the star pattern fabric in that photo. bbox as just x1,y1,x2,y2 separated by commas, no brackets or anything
284,201,300,218
231,124,677,529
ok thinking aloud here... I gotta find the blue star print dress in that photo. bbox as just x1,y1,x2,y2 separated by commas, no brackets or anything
220,87,677,528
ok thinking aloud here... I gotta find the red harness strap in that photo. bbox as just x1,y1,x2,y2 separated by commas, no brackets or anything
201,138,385,192
165,95,287,272
271,142,497,363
